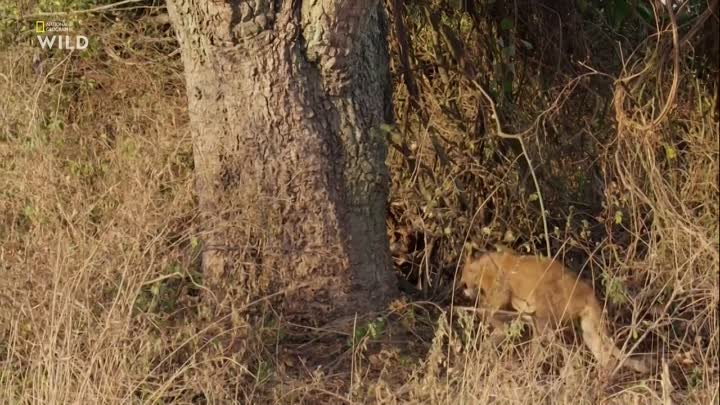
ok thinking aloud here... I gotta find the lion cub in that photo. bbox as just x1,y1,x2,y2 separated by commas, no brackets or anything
460,250,648,373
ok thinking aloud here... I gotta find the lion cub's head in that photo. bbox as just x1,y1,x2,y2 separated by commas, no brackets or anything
459,253,503,300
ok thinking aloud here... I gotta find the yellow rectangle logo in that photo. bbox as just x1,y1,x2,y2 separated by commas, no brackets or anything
36,21,45,33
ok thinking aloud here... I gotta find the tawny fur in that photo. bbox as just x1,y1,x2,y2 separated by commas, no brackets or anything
460,250,649,373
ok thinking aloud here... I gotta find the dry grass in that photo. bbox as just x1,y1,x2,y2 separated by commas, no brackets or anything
1,2,718,405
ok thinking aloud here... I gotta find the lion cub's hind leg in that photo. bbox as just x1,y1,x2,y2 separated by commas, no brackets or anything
579,304,615,369
579,303,649,374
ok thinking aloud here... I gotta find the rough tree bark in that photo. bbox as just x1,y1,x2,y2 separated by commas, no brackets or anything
166,0,398,326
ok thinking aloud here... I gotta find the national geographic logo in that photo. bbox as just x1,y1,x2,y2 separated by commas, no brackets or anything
35,20,71,33
35,20,88,50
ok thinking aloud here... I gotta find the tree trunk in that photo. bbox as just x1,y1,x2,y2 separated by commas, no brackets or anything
166,0,397,326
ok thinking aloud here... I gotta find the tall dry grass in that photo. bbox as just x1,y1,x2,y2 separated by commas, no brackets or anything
0,2,718,405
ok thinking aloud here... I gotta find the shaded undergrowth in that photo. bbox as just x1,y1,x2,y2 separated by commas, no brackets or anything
0,1,717,404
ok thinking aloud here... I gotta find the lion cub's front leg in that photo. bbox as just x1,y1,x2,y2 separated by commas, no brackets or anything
481,279,515,342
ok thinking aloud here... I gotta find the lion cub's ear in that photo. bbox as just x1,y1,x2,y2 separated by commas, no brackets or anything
492,243,521,254
492,243,508,252
468,244,495,259
463,247,482,263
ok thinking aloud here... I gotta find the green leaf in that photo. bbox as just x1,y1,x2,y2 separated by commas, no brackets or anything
601,273,627,305
608,0,631,29
500,18,513,30
379,123,394,133
576,0,589,14
502,79,513,96
614,210,623,225
664,144,677,160
635,2,655,25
